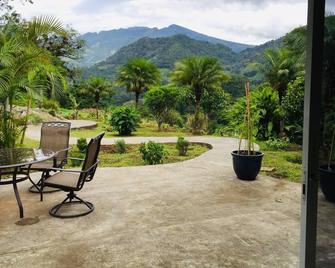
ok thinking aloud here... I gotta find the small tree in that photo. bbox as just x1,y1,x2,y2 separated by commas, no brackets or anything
144,85,180,131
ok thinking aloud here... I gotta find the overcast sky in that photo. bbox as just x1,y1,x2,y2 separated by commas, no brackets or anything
13,0,309,45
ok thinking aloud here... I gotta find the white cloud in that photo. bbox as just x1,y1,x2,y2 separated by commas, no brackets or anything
13,0,308,45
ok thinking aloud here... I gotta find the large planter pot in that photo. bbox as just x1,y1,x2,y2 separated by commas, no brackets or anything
231,150,264,181
319,165,335,203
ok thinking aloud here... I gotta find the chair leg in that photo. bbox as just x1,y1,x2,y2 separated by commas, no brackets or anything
49,191,94,218
28,171,60,194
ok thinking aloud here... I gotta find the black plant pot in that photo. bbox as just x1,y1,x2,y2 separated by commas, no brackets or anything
319,165,335,203
231,150,264,181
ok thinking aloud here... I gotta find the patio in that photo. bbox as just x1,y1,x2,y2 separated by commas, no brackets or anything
0,137,302,267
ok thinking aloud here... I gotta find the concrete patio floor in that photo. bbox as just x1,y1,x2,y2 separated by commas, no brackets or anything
0,137,302,267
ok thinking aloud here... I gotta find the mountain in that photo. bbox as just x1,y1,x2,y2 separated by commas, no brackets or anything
84,34,282,82
79,24,254,66
85,35,238,80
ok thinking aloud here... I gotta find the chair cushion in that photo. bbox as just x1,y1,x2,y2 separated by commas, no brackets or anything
44,172,80,189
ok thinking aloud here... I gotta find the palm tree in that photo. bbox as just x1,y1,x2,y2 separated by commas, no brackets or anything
116,58,160,108
0,16,68,147
171,56,229,133
263,48,296,135
263,48,296,103
82,76,112,119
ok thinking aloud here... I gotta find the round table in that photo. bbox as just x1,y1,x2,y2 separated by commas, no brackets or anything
0,148,54,225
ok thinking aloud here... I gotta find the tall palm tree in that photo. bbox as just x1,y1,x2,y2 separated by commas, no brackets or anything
263,48,296,103
263,48,296,135
82,76,112,119
116,58,160,108
171,56,229,133
0,16,68,147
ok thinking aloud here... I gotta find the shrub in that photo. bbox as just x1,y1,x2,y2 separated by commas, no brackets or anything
109,106,140,136
176,137,189,156
41,99,59,112
264,138,290,151
164,110,184,128
77,138,88,153
282,76,304,144
115,139,126,154
69,151,85,167
139,141,165,165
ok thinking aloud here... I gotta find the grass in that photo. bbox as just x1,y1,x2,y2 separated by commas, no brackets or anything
69,143,210,167
258,141,302,183
71,120,190,138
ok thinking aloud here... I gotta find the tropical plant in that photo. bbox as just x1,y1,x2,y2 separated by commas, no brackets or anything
109,106,140,136
176,137,189,156
282,76,304,143
0,16,68,146
263,48,296,135
77,137,88,153
115,139,126,154
81,76,112,119
144,85,180,130
171,56,229,134
116,58,160,108
139,141,165,165
238,82,254,155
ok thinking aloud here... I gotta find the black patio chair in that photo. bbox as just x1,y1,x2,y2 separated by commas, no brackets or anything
27,121,71,194
41,133,104,218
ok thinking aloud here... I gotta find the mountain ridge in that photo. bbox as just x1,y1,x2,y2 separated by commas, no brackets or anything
79,24,254,66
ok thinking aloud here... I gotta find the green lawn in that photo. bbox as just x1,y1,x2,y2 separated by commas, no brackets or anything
69,143,210,167
258,142,302,183
71,120,190,138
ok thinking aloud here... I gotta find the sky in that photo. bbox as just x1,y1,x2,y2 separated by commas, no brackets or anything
12,0,309,45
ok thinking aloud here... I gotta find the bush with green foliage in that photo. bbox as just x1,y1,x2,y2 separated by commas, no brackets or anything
176,137,189,156
77,138,88,153
264,138,290,151
282,76,304,144
223,84,280,140
115,139,126,154
144,85,180,130
139,141,165,165
41,99,59,112
109,106,140,135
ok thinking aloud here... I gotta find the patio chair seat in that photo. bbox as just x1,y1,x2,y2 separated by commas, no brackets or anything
30,161,54,170
44,172,80,189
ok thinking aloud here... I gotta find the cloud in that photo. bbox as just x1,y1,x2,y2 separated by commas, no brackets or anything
12,0,308,45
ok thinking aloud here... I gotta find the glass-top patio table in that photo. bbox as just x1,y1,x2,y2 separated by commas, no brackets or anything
0,148,54,225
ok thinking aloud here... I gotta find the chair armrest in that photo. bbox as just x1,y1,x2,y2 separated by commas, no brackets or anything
67,157,85,161
50,161,99,174
53,147,71,156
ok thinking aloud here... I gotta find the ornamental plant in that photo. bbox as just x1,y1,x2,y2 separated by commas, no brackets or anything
176,137,189,156
109,106,140,136
139,141,165,165
115,139,126,154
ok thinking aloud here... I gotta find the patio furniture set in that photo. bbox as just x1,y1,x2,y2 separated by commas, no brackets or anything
0,121,104,225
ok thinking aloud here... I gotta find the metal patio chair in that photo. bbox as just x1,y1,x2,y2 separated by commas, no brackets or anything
41,133,104,218
28,121,71,194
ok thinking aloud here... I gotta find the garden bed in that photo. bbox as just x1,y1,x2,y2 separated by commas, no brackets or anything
69,142,211,167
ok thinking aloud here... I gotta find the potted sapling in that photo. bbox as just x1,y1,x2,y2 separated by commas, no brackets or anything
231,82,264,180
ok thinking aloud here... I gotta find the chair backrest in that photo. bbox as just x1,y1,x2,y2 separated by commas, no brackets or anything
40,122,71,162
78,133,104,188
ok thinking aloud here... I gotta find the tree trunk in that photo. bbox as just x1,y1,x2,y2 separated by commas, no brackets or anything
135,92,140,108
96,106,99,119
193,102,201,134
20,95,32,145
